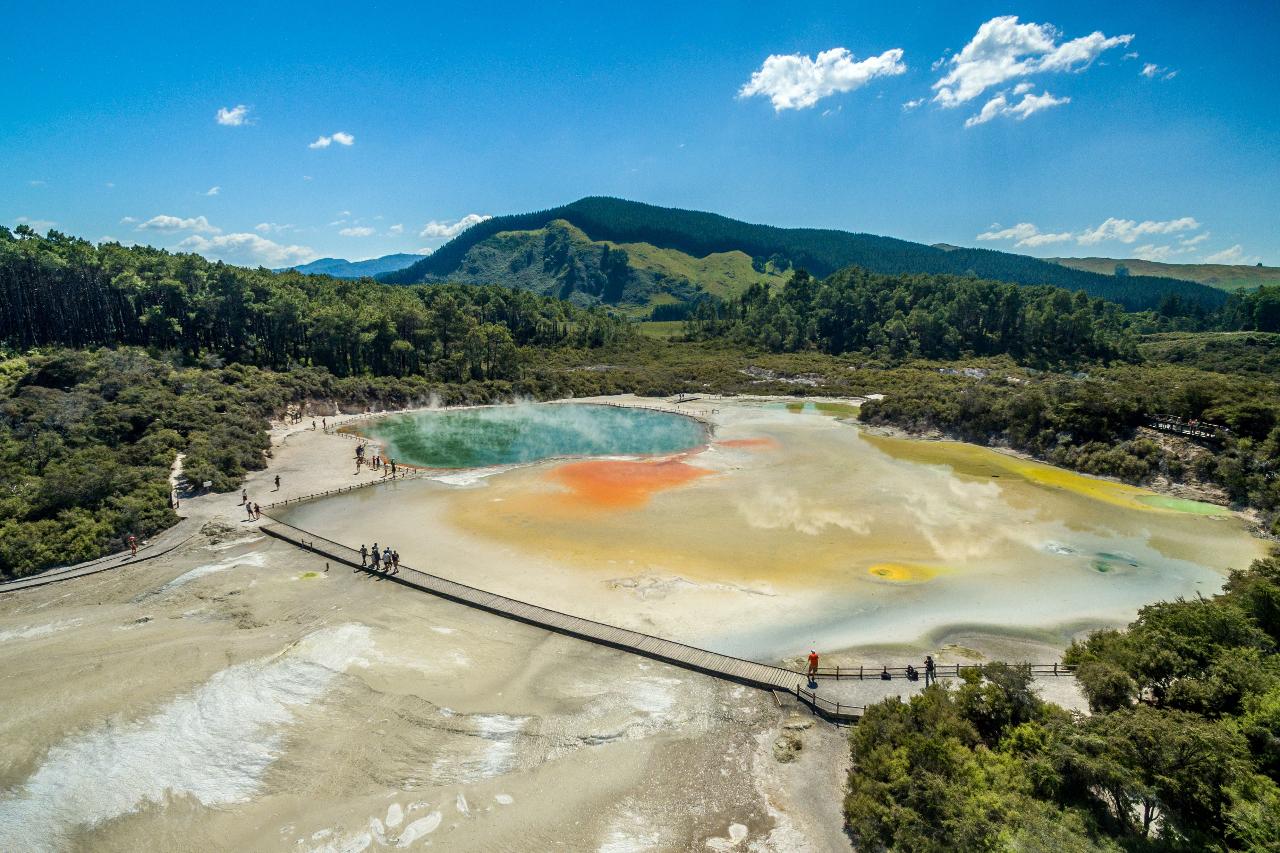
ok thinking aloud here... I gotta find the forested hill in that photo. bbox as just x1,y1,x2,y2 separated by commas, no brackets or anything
0,226,627,380
383,196,1226,313
285,253,427,279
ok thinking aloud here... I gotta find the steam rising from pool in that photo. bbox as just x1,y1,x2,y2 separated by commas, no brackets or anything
352,403,706,468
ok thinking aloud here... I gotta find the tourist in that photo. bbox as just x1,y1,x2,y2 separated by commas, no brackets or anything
246,501,255,520
391,550,400,574
383,546,392,569
274,474,280,491
389,459,397,477
906,664,919,682
359,544,368,566
807,649,819,678
322,418,327,430
924,655,936,687
880,666,891,681
253,503,261,520
128,534,137,557
240,488,247,505
312,419,316,430
371,542,380,570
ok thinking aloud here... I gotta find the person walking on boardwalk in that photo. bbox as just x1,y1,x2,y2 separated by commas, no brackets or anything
370,543,381,571
246,500,255,520
241,488,247,505
128,534,137,557
382,547,392,571
359,544,368,567
274,475,280,491
389,459,397,478
253,503,261,520
924,655,936,687
807,649,820,687
390,550,400,574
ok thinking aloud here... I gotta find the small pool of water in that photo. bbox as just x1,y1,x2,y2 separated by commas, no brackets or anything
350,403,707,468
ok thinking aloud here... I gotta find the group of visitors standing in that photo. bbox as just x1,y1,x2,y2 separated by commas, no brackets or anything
241,489,262,521
806,650,938,687
359,542,401,575
355,443,398,478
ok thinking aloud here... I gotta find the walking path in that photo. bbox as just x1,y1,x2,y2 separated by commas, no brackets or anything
259,518,864,723
0,520,198,594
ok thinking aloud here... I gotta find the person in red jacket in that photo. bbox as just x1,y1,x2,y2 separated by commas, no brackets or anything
807,650,820,678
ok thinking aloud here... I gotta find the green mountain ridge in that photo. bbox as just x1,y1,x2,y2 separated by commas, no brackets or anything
382,197,1227,314
286,253,428,278
1048,256,1280,292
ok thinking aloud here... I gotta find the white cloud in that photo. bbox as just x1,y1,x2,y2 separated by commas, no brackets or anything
1205,244,1260,265
1012,81,1035,95
1140,62,1177,80
254,222,293,234
933,15,1132,107
15,216,57,231
1036,30,1133,72
1077,216,1199,245
413,247,437,256
388,223,404,235
309,131,355,149
1179,232,1210,247
1132,243,1199,262
419,213,491,240
136,214,220,234
338,226,375,237
738,46,906,111
204,186,220,196
119,216,138,225
216,105,249,126
902,98,925,111
1124,51,1140,60
977,222,1074,247
965,90,1069,126
177,233,316,267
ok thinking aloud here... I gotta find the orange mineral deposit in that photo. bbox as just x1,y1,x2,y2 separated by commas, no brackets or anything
549,459,712,509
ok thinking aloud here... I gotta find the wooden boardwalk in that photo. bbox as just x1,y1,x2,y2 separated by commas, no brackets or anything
0,521,197,595
260,519,862,723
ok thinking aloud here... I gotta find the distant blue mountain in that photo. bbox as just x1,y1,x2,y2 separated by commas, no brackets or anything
285,253,428,279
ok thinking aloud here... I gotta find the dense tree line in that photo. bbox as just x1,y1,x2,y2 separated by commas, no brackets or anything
861,363,1280,526
847,555,1280,850
0,346,594,579
0,226,628,381
390,196,1225,312
683,268,1138,365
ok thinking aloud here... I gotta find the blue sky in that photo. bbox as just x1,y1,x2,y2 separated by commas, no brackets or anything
3,1,1277,267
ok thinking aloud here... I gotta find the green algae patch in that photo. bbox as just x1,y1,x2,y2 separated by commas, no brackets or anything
1135,494,1228,515
814,402,860,418
299,571,321,579
785,402,805,414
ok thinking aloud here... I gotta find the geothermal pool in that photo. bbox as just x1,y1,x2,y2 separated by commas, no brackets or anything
288,399,1268,661
348,403,707,468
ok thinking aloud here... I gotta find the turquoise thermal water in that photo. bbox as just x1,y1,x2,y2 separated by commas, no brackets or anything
353,403,707,468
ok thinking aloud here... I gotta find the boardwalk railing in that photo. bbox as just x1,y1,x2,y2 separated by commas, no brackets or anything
258,517,865,721
810,662,1075,680
263,470,428,510
794,686,863,724
1145,415,1228,443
